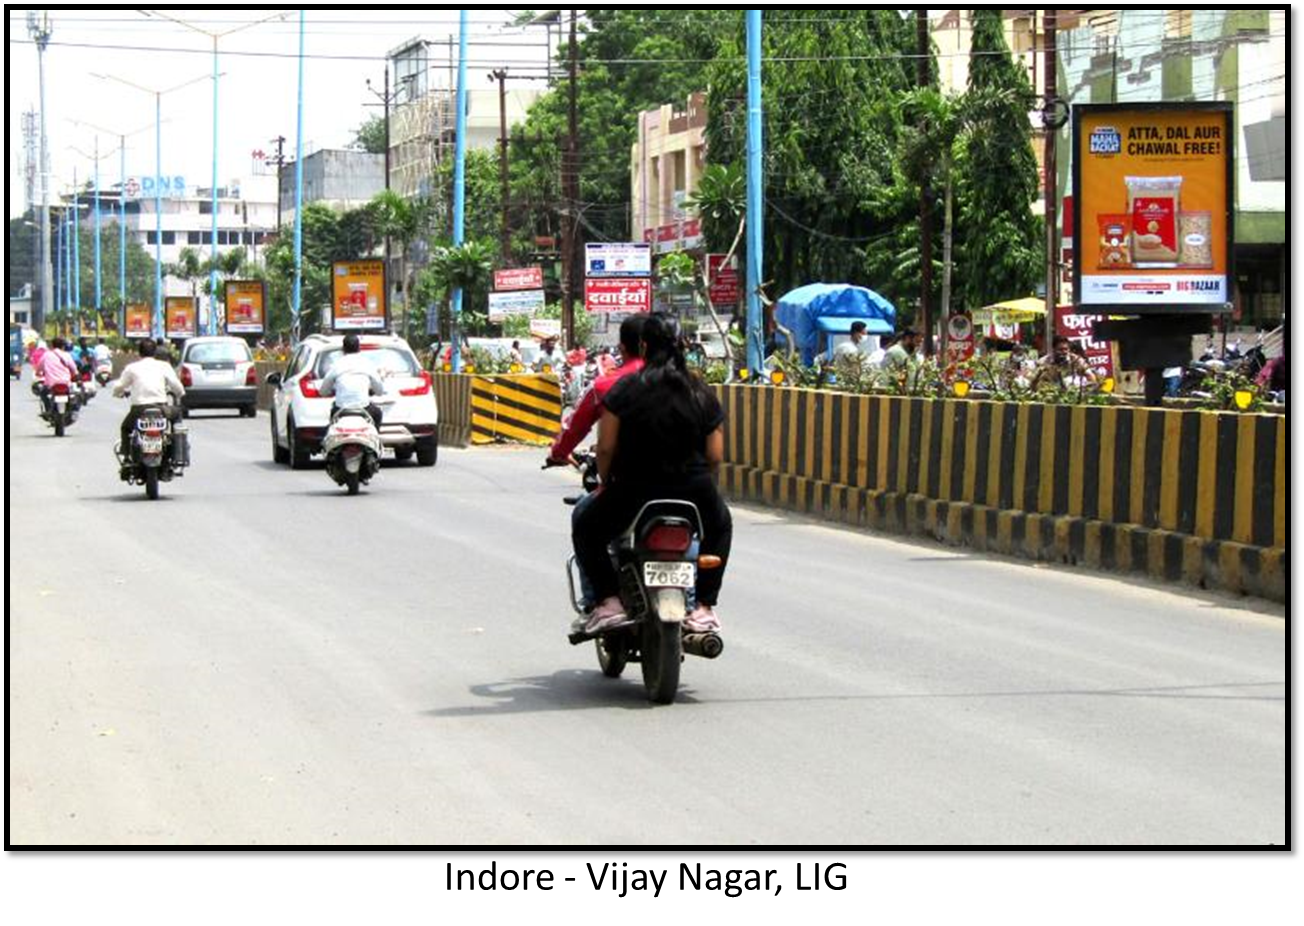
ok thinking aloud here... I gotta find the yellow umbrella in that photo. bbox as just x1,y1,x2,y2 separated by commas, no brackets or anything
972,297,1061,326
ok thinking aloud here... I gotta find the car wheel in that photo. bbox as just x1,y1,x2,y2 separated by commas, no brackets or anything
394,447,415,463
288,415,311,470
416,435,438,467
271,411,289,464
243,404,257,418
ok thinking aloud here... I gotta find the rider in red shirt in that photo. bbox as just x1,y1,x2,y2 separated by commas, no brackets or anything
548,315,647,465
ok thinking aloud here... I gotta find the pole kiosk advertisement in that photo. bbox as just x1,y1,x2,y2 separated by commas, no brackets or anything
1072,102,1233,314
331,260,387,331
165,296,197,340
1073,102,1233,404
125,304,152,339
224,280,266,335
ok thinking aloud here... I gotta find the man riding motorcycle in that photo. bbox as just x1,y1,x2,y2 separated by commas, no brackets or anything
34,337,81,414
317,333,386,427
113,338,186,468
570,312,732,636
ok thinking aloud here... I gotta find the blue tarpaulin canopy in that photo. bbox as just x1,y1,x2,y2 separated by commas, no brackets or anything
774,284,897,365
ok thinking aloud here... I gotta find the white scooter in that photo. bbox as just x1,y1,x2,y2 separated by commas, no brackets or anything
322,397,393,495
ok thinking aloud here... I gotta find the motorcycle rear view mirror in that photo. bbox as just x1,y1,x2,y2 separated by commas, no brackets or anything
265,372,282,387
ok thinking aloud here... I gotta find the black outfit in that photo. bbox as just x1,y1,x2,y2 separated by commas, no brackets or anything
120,405,179,455
573,368,733,606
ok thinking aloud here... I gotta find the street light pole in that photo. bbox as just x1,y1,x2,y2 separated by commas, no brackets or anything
29,11,53,334
73,167,81,338
94,71,211,339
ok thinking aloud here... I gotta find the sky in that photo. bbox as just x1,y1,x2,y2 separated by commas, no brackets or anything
7,8,556,217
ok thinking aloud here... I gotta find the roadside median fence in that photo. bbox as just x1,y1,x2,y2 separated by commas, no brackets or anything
433,372,562,448
714,385,1286,602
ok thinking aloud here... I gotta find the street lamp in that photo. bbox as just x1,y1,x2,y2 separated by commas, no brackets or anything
69,118,156,335
28,11,53,333
140,10,288,336
93,71,211,339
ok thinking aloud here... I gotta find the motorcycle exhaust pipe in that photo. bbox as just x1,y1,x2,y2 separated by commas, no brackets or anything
682,632,723,659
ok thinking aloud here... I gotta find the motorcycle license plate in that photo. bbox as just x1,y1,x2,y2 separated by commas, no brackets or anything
54,397,68,407
139,437,164,454
643,562,695,588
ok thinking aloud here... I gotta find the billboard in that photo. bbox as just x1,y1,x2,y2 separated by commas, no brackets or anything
584,277,652,314
125,304,152,338
487,289,546,321
1072,103,1233,312
707,253,740,307
165,297,197,339
331,260,387,330
585,242,651,277
224,280,266,334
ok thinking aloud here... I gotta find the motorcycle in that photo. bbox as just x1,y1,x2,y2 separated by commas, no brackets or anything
322,398,393,495
116,400,190,500
550,452,723,704
39,381,79,437
95,358,113,387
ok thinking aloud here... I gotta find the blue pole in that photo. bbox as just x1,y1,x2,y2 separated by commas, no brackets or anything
55,210,63,324
94,137,102,331
154,92,164,339
209,37,220,336
451,9,469,373
292,10,305,344
62,209,69,315
119,135,126,333
745,9,764,377
73,168,81,338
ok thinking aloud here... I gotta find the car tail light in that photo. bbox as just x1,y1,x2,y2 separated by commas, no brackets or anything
400,371,432,396
245,365,257,386
299,375,321,398
52,382,70,396
645,525,692,554
180,365,193,387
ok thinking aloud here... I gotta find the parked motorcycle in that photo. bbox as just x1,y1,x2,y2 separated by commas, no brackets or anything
116,402,190,500
549,452,723,704
322,401,390,495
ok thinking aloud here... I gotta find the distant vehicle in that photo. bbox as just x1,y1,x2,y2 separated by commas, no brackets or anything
8,324,23,378
266,333,439,469
178,336,258,417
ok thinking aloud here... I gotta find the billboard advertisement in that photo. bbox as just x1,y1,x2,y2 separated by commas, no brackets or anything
487,289,546,321
165,297,197,339
331,260,387,330
707,253,740,307
584,277,652,314
585,242,651,277
224,280,266,334
125,304,152,338
1072,103,1233,312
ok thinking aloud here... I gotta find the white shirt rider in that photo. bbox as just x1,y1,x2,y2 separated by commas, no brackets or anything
318,351,385,411
114,356,185,406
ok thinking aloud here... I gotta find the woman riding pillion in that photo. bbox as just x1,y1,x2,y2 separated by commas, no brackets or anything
572,312,733,636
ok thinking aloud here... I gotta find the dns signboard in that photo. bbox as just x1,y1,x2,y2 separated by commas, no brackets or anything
1072,102,1233,313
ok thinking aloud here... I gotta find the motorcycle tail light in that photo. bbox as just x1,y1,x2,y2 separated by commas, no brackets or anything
245,365,258,386
52,383,70,395
645,525,692,554
399,371,432,396
299,375,320,398
180,366,193,387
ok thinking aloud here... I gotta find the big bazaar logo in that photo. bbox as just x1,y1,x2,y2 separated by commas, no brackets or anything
1177,280,1220,292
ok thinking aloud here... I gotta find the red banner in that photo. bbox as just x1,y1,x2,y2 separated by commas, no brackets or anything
707,254,740,306
1057,311,1115,379
494,266,544,292
944,312,975,366
584,277,652,313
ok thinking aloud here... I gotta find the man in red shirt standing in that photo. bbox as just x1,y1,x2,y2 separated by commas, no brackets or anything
547,314,647,616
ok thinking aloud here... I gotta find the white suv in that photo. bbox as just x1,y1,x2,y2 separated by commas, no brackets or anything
267,333,438,469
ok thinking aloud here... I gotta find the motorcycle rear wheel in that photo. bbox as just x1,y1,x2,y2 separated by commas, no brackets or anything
144,467,160,500
641,589,685,704
53,415,65,438
596,635,627,678
345,470,361,495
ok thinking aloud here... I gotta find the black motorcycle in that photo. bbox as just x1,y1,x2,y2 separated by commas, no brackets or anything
549,452,723,704
117,404,190,500
38,381,81,437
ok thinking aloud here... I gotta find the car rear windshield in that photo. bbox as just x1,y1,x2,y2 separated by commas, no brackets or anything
314,347,418,378
186,342,252,364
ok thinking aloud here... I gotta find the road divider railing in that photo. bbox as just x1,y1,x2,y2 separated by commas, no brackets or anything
714,385,1285,602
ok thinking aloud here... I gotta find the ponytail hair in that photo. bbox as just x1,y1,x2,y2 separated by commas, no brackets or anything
640,312,688,375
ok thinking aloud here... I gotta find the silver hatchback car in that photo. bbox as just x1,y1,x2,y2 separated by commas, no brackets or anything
178,336,259,417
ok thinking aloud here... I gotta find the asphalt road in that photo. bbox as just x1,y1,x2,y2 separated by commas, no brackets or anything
6,374,1286,846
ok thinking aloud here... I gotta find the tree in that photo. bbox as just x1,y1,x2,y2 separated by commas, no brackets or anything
351,114,387,155
952,10,1043,308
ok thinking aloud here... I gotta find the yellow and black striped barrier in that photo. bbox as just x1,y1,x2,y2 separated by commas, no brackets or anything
470,374,563,446
714,386,1286,602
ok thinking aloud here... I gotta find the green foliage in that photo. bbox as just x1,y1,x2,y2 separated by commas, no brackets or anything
1196,369,1267,413
685,162,746,252
352,114,388,155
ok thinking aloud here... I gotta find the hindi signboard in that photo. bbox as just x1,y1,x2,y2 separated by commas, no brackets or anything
494,266,544,292
1057,311,1115,380
707,253,740,306
585,242,651,277
487,289,546,321
165,296,197,339
584,277,652,314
